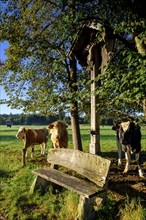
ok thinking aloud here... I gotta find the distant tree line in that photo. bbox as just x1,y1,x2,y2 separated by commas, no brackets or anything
1,113,145,126
0,114,62,126
0,113,114,126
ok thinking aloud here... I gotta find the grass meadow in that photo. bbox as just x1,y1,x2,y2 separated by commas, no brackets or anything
0,125,146,219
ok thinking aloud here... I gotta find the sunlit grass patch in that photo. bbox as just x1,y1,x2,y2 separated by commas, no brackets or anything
118,197,146,220
59,191,79,220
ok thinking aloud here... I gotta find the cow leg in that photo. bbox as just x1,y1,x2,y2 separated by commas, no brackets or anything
123,147,131,174
31,147,34,158
135,153,144,178
40,144,43,154
53,143,58,148
24,151,27,157
43,143,46,154
41,143,46,155
116,138,122,166
22,148,26,166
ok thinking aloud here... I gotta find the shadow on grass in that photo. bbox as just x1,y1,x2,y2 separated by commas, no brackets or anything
0,129,17,133
0,135,16,141
0,169,11,178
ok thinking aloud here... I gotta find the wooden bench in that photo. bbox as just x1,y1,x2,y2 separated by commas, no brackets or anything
31,149,111,220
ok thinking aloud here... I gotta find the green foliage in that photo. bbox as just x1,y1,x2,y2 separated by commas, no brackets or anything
0,0,146,118
94,199,117,220
97,47,146,117
0,0,78,114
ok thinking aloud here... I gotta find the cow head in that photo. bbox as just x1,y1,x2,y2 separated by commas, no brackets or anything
16,127,26,139
118,120,141,153
48,121,68,139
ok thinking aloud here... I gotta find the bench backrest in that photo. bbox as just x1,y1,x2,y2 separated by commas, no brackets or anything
47,149,111,188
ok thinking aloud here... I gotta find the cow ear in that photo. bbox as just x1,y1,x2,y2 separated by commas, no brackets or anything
48,124,54,129
112,125,116,130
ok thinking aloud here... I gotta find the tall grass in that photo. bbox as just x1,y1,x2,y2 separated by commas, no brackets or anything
0,125,146,219
118,197,146,220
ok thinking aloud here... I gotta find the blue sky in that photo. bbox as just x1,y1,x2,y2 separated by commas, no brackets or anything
0,41,23,114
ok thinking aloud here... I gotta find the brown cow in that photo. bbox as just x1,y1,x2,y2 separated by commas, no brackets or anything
16,127,48,166
48,121,68,149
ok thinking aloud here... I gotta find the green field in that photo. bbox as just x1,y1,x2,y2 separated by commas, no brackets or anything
0,125,146,219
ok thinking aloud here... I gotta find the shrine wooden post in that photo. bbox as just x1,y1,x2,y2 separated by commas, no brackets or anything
88,44,101,154
69,21,115,154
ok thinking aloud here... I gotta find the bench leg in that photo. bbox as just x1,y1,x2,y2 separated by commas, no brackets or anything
30,176,49,194
75,191,107,220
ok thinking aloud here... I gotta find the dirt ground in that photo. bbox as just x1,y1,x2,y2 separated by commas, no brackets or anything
106,151,146,204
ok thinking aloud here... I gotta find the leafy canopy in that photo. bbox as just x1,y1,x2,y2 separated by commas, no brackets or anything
0,0,146,117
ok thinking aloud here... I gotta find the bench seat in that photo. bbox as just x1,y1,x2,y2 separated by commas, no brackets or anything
32,168,104,198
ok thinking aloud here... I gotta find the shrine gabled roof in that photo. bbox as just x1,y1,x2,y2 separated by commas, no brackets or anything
69,21,102,66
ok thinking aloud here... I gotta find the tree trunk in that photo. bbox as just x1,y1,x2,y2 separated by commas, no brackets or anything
135,36,146,120
69,57,83,151
143,98,146,121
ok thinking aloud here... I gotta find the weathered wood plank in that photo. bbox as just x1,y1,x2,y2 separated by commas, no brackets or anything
32,168,104,198
47,149,111,187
